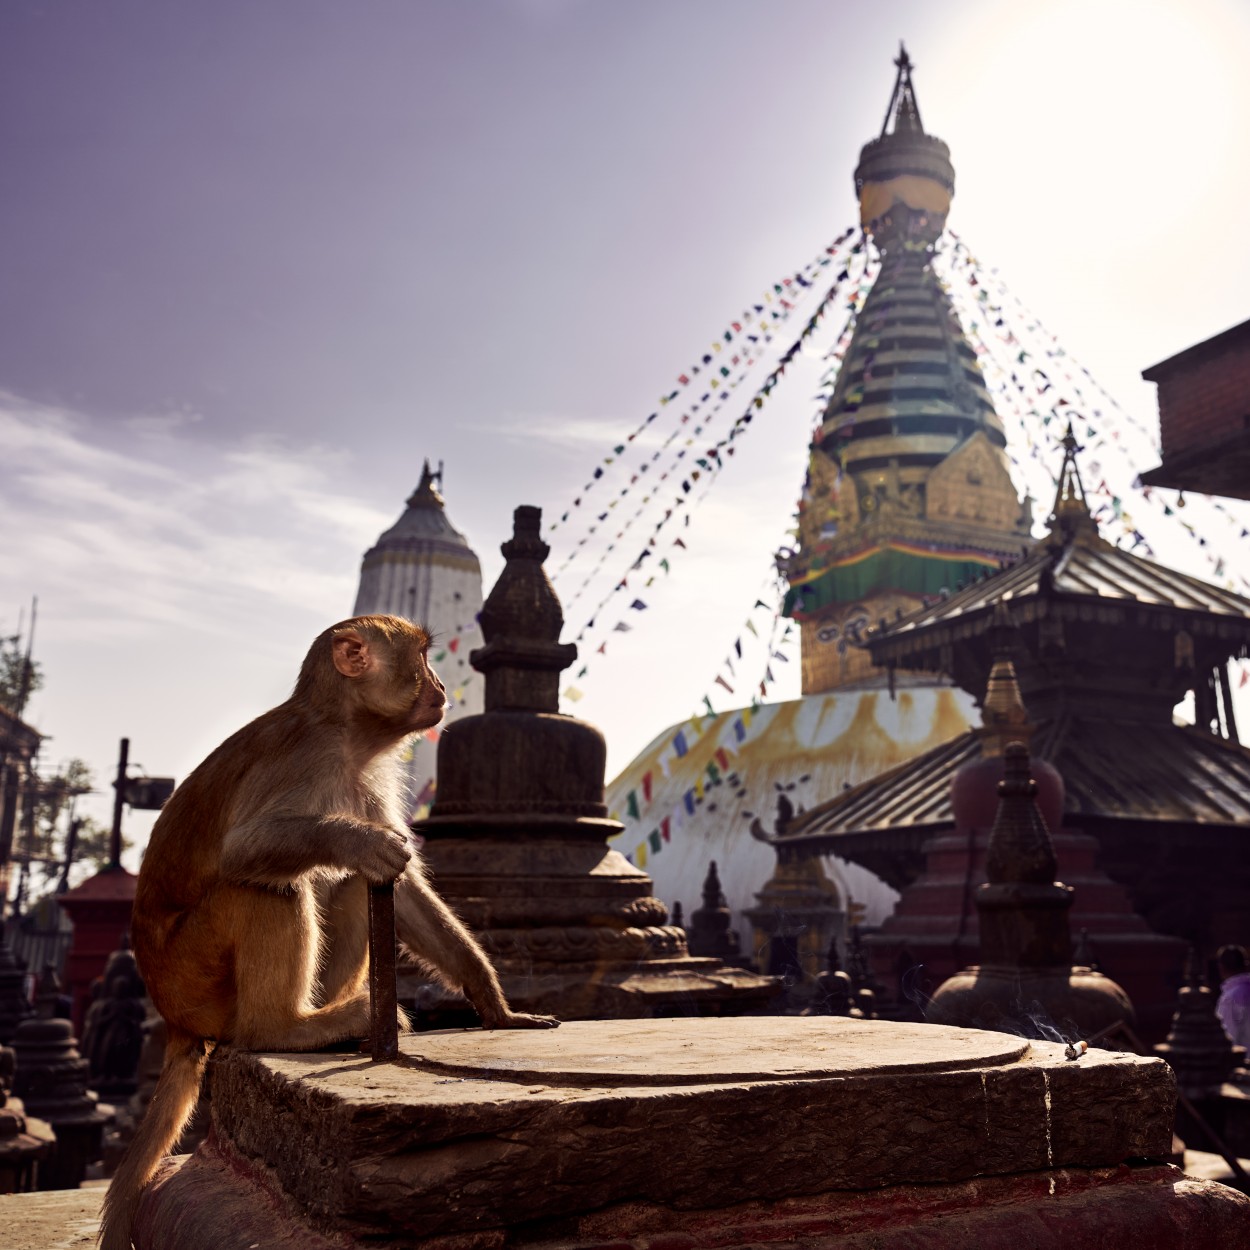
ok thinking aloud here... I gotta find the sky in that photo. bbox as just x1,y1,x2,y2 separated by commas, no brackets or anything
2,0,1250,869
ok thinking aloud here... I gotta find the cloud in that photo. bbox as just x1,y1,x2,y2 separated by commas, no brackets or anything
471,408,667,452
0,393,391,646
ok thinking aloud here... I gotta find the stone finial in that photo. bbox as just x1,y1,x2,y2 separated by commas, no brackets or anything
701,861,727,911
984,742,1058,886
688,861,740,960
471,506,577,712
12,987,110,1187
0,931,33,1045
975,741,1075,972
33,963,69,1021
0,1041,48,1193
1154,947,1241,1098
81,940,146,1100
931,741,1135,1034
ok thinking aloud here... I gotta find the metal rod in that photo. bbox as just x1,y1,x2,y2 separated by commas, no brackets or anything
109,737,129,870
368,881,399,1062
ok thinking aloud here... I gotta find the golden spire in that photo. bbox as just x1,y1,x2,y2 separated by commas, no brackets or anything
881,43,924,137
978,602,1032,756
1046,424,1099,545
407,459,446,510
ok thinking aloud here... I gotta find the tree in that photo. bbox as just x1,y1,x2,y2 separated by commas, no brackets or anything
0,633,42,714
10,759,128,907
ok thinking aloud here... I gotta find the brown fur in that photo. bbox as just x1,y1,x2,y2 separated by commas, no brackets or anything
99,614,556,1250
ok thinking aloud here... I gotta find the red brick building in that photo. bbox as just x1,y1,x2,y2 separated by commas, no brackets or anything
1140,317,1250,501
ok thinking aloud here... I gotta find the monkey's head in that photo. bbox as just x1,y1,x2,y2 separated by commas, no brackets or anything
297,615,447,734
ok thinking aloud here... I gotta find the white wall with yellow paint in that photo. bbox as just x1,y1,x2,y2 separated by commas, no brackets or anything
606,684,978,956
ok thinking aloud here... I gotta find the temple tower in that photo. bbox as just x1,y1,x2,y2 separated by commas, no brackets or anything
353,461,484,817
784,47,1030,693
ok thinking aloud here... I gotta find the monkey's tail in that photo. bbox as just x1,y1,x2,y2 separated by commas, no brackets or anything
98,1027,213,1250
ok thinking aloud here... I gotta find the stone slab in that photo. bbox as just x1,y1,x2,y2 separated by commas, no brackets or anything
135,1158,1250,1250
399,1015,1028,1084
179,1017,1175,1244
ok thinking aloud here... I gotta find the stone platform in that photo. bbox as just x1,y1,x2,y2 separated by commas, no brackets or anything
132,1018,1250,1249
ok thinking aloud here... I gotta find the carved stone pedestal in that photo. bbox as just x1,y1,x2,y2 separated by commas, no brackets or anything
412,505,776,1020
415,838,773,1019
130,1017,1249,1249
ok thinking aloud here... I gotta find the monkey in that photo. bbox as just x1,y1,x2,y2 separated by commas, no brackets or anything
99,614,556,1250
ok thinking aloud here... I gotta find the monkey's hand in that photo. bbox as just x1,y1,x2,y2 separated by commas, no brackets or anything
479,1008,560,1030
356,827,413,884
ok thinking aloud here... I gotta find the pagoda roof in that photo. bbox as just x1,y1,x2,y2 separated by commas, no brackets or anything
867,429,1250,671
871,527,1250,657
767,715,1250,890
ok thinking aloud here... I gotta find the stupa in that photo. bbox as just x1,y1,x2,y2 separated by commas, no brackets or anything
607,47,1029,965
780,44,1031,692
926,741,1135,1038
414,505,777,1019
353,461,485,818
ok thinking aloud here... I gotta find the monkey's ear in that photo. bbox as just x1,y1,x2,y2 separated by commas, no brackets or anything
331,631,374,679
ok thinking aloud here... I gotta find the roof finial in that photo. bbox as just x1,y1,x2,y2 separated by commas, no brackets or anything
1045,423,1098,544
881,41,924,137
407,459,446,510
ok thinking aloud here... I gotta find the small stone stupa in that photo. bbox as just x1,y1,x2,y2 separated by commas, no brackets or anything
686,862,740,961
11,966,111,1189
0,930,32,1044
1155,949,1244,1099
927,741,1134,1039
414,505,777,1019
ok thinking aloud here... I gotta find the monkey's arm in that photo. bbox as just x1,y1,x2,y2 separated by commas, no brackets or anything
220,814,411,887
395,866,558,1029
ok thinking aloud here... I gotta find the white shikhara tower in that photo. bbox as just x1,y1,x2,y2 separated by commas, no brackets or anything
352,461,485,818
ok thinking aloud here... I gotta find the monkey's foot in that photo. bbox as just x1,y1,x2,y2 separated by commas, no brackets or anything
487,1011,560,1030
